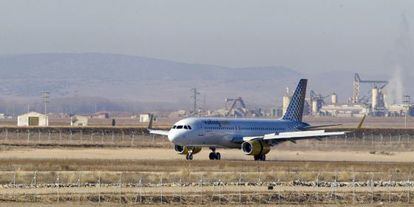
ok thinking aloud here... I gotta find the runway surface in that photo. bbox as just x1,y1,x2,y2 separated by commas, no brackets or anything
0,147,413,162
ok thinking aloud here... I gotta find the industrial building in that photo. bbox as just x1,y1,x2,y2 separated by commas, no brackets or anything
139,113,153,123
281,73,413,117
17,112,49,127
168,110,187,119
319,104,368,117
91,112,109,119
202,97,264,118
70,115,89,126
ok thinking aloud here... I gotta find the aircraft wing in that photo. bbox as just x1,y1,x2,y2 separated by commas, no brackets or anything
146,114,169,136
244,114,365,142
243,130,347,142
149,129,170,136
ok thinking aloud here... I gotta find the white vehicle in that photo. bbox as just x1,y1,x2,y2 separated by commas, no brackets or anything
149,79,364,161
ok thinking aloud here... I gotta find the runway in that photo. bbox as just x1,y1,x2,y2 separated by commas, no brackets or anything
0,147,413,162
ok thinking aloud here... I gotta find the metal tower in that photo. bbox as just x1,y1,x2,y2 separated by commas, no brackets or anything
352,73,388,104
41,91,50,114
191,88,200,116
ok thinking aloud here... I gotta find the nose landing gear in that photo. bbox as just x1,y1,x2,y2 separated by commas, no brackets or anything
208,147,221,160
181,146,201,160
186,153,193,160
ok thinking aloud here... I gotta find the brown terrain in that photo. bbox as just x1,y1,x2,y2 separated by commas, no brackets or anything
0,117,413,206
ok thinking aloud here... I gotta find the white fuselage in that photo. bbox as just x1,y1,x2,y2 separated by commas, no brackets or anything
168,117,307,148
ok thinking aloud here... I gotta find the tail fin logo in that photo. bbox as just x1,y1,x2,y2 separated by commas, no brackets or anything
282,79,307,122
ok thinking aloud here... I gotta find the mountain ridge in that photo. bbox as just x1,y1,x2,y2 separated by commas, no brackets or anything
0,53,303,113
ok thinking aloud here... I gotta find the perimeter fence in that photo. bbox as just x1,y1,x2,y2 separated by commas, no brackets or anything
0,127,414,151
1,170,414,205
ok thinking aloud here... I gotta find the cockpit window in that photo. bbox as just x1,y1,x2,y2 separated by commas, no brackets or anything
174,125,192,130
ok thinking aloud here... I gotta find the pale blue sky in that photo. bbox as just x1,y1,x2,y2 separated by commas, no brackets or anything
1,0,413,74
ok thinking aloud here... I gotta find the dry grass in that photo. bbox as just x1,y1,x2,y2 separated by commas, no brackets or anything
0,156,412,185
1,186,414,206
0,146,412,205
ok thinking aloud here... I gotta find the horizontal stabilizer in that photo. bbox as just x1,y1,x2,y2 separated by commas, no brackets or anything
149,129,170,136
303,124,342,130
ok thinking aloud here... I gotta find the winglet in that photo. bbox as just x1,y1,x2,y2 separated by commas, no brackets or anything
147,114,154,129
356,115,366,130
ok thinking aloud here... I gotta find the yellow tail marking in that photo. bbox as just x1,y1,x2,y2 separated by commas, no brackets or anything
357,115,366,130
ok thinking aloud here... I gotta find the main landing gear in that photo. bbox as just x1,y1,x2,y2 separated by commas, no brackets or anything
254,154,266,161
208,147,221,160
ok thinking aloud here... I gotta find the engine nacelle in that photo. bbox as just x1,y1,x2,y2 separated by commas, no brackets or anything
174,145,202,155
241,140,270,156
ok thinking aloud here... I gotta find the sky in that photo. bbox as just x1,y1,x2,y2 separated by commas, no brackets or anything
1,0,414,75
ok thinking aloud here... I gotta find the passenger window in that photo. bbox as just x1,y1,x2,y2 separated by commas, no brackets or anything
177,125,183,129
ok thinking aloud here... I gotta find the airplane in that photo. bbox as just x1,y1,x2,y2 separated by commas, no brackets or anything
149,79,364,161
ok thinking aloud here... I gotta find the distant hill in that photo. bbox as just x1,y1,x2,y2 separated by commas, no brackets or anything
0,53,303,113
0,53,405,114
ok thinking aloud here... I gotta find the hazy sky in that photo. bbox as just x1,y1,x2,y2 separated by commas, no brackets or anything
1,0,414,74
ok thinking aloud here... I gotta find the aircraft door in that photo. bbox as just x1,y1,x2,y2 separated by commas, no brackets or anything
198,123,205,137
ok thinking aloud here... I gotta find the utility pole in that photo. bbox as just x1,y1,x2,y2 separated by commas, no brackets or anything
191,88,200,116
203,94,206,111
41,91,50,114
403,95,411,129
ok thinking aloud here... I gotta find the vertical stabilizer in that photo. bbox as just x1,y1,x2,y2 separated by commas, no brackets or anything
282,79,307,122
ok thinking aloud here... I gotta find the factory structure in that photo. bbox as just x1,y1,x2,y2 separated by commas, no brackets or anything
282,73,413,117
180,73,413,119
10,73,410,124
191,97,264,118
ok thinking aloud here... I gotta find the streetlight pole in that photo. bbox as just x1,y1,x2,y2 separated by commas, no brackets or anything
403,95,411,129
191,88,200,116
41,91,50,114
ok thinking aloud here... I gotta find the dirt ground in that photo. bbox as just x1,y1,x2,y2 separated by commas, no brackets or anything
1,146,414,206
3,203,410,207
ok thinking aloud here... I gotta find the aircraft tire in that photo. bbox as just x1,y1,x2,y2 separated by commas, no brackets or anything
209,152,221,160
209,152,215,160
254,154,266,161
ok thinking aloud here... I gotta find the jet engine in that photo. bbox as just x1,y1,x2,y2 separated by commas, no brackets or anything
174,145,202,155
241,140,270,156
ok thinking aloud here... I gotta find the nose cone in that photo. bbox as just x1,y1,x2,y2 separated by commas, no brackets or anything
168,131,186,144
168,133,177,143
